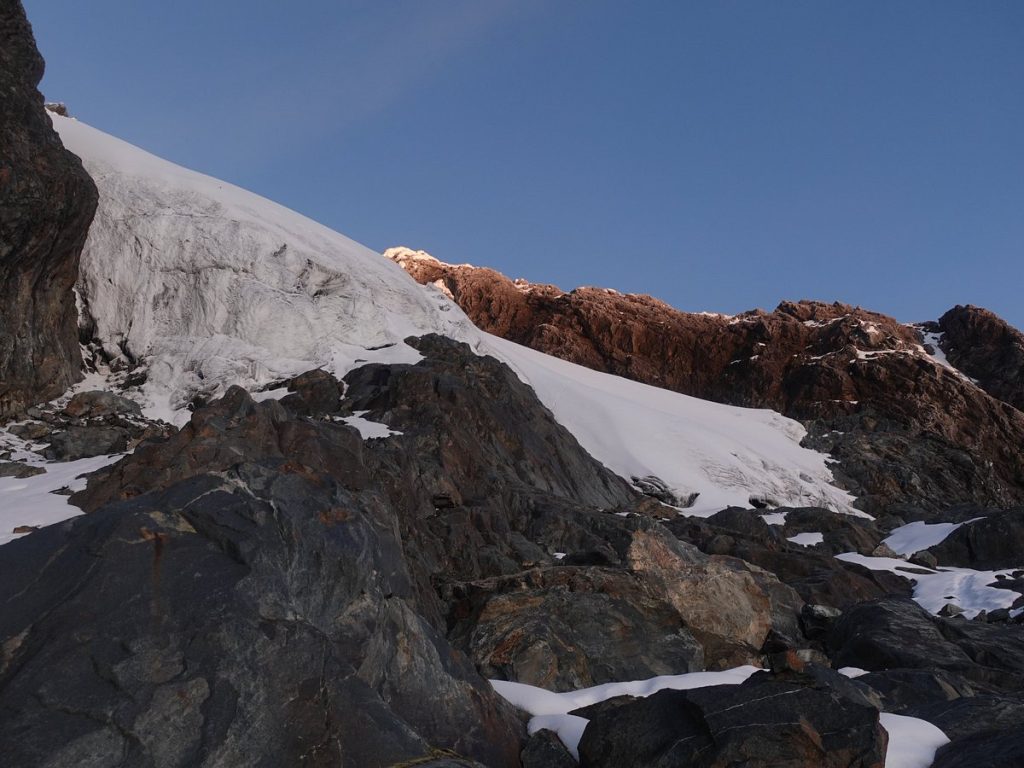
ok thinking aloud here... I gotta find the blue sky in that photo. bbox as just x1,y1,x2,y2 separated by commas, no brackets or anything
25,1,1024,328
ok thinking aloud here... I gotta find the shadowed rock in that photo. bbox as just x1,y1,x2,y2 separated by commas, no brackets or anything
0,2,97,417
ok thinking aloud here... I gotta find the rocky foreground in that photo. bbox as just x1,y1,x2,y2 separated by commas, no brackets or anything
3,2,1024,765
3,337,1024,766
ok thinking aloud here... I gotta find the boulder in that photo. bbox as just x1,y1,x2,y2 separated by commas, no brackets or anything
930,729,1024,768
447,566,703,691
927,508,1024,569
626,527,804,667
43,425,129,460
577,667,887,768
828,598,1024,693
521,729,577,768
907,694,1024,741
62,390,141,419
0,461,44,478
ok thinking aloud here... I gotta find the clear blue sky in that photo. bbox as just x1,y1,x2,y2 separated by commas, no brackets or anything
25,1,1024,328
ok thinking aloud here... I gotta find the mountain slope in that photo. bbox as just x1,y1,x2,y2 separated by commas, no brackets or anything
389,248,1024,516
49,114,854,515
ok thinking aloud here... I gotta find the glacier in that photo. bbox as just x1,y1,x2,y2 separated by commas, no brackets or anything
52,113,856,515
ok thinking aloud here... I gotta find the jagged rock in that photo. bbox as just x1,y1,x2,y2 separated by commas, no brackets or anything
625,527,804,667
0,461,44,478
7,421,51,441
63,390,141,419
577,667,888,768
927,508,1024,569
521,729,578,768
828,598,1024,693
2,366,547,764
391,251,1024,515
278,368,345,416
42,425,129,460
446,566,704,691
0,2,97,417
856,668,988,713
935,305,1024,412
664,514,912,610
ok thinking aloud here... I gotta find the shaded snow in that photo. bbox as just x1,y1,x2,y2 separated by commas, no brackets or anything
787,531,824,547
838,667,870,679
338,411,402,439
880,713,950,768
482,334,859,516
0,455,122,546
882,520,969,555
836,552,1020,618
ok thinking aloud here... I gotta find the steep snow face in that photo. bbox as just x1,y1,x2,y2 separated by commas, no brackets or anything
478,333,857,515
54,116,475,422
51,114,855,514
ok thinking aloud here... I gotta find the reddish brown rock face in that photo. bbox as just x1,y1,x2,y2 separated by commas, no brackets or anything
0,2,98,417
388,248,1024,516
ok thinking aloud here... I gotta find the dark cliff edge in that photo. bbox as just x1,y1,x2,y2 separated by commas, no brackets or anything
0,0,97,417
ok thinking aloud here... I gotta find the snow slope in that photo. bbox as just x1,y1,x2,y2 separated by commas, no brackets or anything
52,114,855,515
54,115,476,423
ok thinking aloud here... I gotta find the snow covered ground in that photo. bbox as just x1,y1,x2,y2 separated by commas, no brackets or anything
0,454,122,546
50,113,858,518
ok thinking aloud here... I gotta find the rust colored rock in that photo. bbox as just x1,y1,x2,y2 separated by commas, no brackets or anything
390,248,1024,516
0,2,97,417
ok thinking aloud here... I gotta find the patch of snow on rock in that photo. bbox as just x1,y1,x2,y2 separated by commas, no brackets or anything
0,454,122,546
787,532,824,547
879,712,950,768
491,666,760,759
835,552,1020,619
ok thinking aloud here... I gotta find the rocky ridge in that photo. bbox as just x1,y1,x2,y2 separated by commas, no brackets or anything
388,247,1024,518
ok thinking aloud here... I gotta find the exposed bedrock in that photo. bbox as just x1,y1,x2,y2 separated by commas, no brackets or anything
933,304,1024,412
1,336,832,766
0,1,97,417
390,249,1024,517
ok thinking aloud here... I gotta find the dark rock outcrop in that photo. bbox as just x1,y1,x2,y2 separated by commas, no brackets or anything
0,2,97,417
927,508,1024,570
577,666,888,768
0,336,831,765
930,729,1024,768
390,249,1024,516
935,305,1024,412
828,598,1024,693
1,373,527,766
